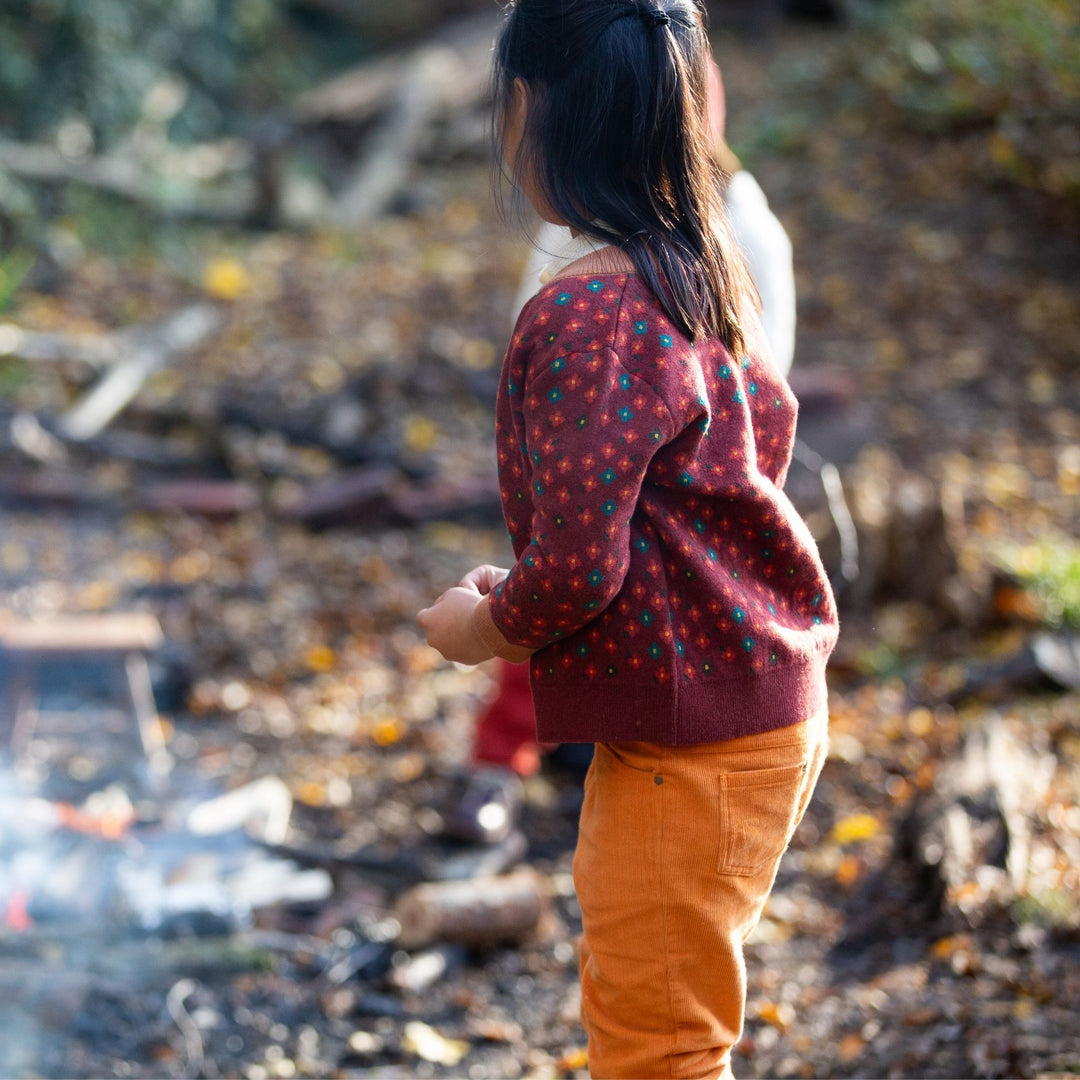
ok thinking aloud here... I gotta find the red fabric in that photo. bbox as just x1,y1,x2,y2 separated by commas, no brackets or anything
487,273,838,746
472,659,542,775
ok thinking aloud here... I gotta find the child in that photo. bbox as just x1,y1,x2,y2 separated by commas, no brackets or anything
457,51,798,808
417,2,838,1076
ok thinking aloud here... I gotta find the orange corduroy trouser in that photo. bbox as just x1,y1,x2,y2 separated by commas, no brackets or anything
572,712,829,1079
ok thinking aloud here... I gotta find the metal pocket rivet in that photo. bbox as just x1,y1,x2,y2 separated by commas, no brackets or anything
654,775,663,785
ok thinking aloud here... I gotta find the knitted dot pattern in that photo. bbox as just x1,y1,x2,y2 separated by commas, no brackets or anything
489,273,837,689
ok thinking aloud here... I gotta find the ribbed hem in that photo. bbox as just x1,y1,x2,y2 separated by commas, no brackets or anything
472,595,535,664
531,657,830,746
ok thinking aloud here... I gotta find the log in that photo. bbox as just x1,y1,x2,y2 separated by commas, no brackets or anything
329,46,462,227
899,719,1055,923
393,867,547,949
292,13,494,128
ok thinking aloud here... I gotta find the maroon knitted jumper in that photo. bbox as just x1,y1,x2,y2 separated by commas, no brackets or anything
482,272,838,745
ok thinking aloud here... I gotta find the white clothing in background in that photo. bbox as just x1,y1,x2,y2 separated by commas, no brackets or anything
513,171,796,378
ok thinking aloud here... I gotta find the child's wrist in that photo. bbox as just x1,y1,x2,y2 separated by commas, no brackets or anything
472,594,534,664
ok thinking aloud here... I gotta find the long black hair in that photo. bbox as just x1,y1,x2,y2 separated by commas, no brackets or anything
493,0,753,351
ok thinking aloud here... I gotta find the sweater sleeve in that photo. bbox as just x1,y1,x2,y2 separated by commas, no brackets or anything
487,346,675,652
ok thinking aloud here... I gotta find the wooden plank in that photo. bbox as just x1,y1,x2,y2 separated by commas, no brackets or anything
0,613,163,654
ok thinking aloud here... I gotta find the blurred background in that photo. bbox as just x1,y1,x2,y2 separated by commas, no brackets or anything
0,1,1077,1077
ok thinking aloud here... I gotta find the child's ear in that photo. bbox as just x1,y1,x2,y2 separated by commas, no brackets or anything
500,77,530,177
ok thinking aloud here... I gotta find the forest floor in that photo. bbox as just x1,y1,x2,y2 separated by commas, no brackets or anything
1,18,1079,1080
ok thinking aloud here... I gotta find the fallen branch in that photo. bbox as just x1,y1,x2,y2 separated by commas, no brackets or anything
329,46,463,227
58,304,223,441
0,137,256,225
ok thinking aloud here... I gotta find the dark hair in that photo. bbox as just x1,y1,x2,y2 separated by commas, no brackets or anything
493,0,752,351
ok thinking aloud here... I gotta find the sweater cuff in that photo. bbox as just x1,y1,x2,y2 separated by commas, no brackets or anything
472,595,535,664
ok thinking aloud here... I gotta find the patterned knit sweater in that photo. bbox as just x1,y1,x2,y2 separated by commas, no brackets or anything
475,272,838,745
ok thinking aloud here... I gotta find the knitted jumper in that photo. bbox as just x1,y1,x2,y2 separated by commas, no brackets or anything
475,272,838,745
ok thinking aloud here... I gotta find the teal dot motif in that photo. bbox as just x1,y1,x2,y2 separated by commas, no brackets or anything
577,643,590,657
618,373,631,390
650,429,663,442
707,548,718,561
634,320,648,335
743,637,756,651
733,390,745,405
649,642,662,659
606,664,618,677
531,450,541,465
740,355,751,369
587,569,604,587
719,364,732,380
525,554,536,568
534,481,544,495
749,382,758,396
694,519,706,533
659,334,673,348
678,473,692,486
584,599,599,611
601,468,616,485
554,514,566,528
675,640,685,656
548,387,562,402
636,537,650,552
587,280,604,292
577,415,589,428
641,610,653,626
551,357,565,372
601,500,616,516
617,406,634,422
555,292,571,306
733,607,746,624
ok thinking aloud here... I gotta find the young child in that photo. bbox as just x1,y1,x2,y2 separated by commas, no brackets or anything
417,2,838,1076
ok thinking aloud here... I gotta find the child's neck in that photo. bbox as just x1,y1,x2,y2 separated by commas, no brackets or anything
549,243,635,282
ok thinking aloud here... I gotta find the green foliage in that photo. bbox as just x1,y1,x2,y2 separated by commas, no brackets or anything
994,533,1080,630
0,0,367,150
849,0,1080,202
852,0,1079,129
0,249,33,312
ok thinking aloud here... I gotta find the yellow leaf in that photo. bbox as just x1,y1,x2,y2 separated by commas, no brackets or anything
989,131,1017,168
755,1001,795,1031
305,644,336,673
831,813,882,846
907,707,934,738
372,717,405,747
201,257,251,301
556,1048,589,1071
403,415,439,455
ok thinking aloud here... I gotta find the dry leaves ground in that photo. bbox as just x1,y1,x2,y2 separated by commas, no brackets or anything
0,17,1078,1080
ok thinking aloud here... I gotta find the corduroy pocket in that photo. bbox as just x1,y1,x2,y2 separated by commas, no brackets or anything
717,760,808,877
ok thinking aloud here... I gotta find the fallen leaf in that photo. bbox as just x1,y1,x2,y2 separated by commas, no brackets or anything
831,813,882,846
402,1021,469,1067
202,257,252,300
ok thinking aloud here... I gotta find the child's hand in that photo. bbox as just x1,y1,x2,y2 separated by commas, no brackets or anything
458,564,510,595
417,583,493,666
